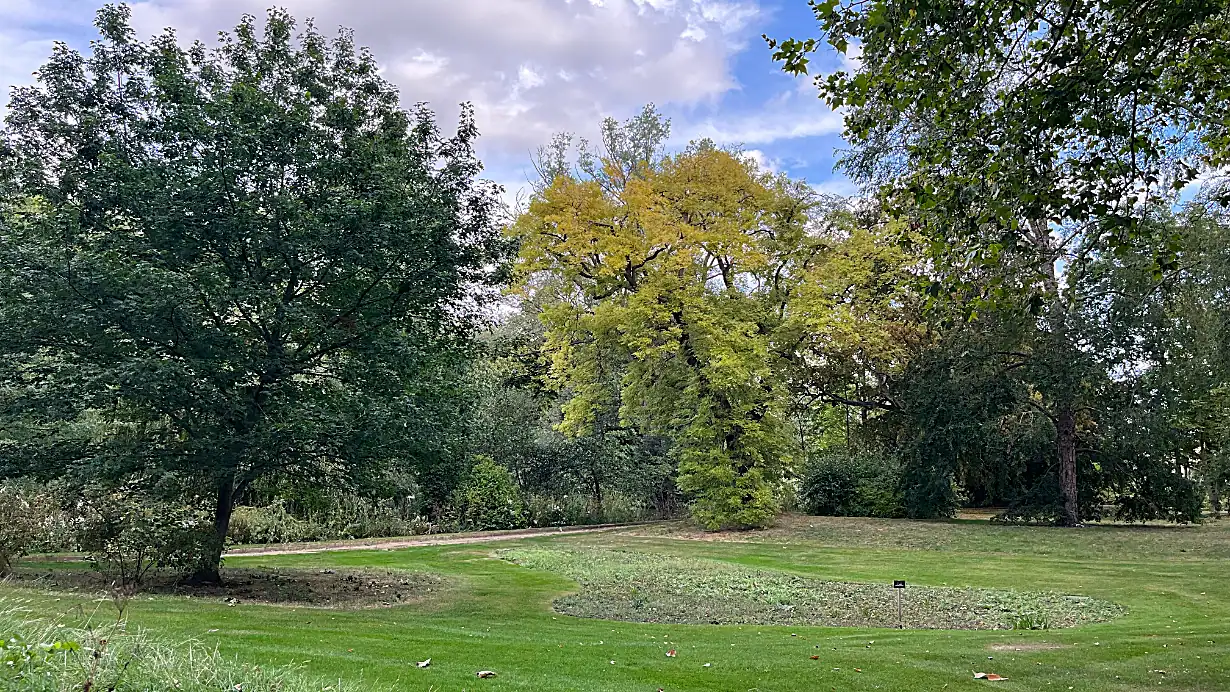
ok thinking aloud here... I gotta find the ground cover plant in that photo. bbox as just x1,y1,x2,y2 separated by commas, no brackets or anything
499,547,1123,630
1,516,1227,691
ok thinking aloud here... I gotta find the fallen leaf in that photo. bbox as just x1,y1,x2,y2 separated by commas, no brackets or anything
666,650,676,657
416,659,430,668
974,673,1008,681
810,656,820,660
476,670,497,678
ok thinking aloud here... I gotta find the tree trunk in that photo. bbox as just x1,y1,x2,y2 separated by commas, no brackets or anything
1056,406,1079,526
188,474,236,585
591,471,604,521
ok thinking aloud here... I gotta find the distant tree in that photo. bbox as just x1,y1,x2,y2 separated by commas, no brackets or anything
512,107,924,529
0,6,507,581
511,111,803,528
768,0,1230,525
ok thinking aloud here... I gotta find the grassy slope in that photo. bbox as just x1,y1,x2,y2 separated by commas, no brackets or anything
6,516,1229,692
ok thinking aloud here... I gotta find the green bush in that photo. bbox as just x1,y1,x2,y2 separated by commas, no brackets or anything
451,457,527,531
228,498,434,544
228,500,321,545
522,491,655,527
0,482,63,576
800,449,905,518
76,483,213,587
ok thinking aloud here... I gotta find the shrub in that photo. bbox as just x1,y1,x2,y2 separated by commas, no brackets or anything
228,500,321,545
227,498,434,544
0,482,62,576
76,483,213,587
800,449,905,518
522,491,655,527
451,457,527,531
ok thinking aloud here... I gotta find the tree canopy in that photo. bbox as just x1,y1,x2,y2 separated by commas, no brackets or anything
0,5,508,580
766,0,1230,525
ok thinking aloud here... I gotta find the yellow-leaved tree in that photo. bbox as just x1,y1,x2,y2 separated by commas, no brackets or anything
510,106,924,529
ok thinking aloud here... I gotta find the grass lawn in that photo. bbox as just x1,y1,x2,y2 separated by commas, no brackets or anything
5,515,1229,691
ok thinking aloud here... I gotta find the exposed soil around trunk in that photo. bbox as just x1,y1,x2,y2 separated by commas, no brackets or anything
6,566,449,608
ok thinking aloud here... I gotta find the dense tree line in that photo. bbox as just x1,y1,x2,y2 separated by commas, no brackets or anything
1,3,1228,581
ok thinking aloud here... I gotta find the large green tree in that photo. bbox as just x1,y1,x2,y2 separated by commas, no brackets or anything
0,6,507,581
768,0,1230,525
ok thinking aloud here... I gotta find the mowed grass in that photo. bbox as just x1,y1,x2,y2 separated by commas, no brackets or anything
5,516,1229,691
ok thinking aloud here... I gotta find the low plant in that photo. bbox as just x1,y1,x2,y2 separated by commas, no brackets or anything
522,492,655,527
228,497,435,545
76,482,213,587
0,482,62,576
501,547,1125,630
228,500,322,545
1012,611,1052,630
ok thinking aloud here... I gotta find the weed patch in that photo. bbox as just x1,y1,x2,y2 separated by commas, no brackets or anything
500,547,1124,630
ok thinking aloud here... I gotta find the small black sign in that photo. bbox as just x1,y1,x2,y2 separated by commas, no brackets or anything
893,580,906,589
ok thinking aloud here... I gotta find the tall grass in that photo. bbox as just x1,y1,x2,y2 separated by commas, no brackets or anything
0,598,369,691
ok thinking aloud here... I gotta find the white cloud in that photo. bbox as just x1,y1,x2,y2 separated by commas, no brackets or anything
113,0,761,163
394,51,450,82
741,149,779,173
811,177,860,198
676,104,843,145
839,40,863,73
0,0,854,196
517,65,546,90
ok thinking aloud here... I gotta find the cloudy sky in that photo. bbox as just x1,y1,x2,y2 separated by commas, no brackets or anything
0,0,855,205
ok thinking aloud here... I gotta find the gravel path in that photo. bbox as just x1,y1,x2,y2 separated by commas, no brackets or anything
225,522,654,557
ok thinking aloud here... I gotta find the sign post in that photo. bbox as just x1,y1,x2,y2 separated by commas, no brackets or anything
893,580,906,628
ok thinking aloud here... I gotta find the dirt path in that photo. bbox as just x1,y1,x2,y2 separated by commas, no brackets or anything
225,522,655,558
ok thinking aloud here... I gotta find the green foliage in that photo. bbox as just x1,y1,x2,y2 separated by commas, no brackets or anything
0,633,79,685
1012,611,1052,631
1109,471,1204,525
0,5,506,578
768,0,1230,527
451,457,527,531
76,482,213,587
799,449,904,518
228,499,434,544
511,108,927,529
227,501,320,545
0,483,61,576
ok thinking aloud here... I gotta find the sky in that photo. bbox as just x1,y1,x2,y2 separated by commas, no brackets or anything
0,0,857,208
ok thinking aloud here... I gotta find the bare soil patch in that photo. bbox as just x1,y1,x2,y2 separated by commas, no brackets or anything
6,566,449,608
